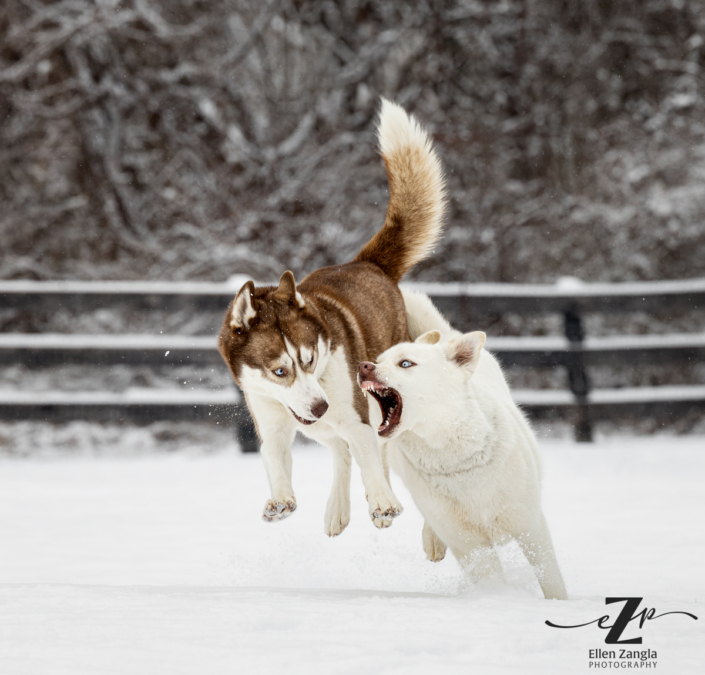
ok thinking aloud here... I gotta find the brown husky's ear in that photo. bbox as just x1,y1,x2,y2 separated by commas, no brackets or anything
443,331,485,372
273,270,305,308
415,330,441,345
230,281,257,332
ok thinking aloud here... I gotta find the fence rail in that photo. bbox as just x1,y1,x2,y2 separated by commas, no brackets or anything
2,332,705,369
1,278,704,448
2,277,704,315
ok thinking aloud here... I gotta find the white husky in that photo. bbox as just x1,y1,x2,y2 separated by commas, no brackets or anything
357,291,568,600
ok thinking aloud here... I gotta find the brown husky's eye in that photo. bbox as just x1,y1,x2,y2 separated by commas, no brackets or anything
232,327,242,336
273,367,286,377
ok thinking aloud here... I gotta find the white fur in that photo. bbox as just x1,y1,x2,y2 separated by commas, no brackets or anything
371,300,568,600
376,99,446,270
299,345,313,365
401,288,457,341
303,346,401,532
240,342,329,424
230,288,257,329
245,338,402,534
378,99,433,159
245,391,297,521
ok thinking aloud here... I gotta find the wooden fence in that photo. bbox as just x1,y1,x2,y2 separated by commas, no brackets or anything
1,278,704,450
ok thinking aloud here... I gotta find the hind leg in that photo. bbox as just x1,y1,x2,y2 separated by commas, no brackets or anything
453,531,505,583
323,440,352,537
463,546,504,583
515,513,568,600
422,522,447,562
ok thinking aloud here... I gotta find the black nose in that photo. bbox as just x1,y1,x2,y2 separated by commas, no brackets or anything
359,362,376,378
311,400,329,419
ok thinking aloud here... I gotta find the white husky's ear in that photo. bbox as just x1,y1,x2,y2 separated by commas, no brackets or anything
415,330,441,345
444,331,485,372
273,270,305,308
230,281,257,332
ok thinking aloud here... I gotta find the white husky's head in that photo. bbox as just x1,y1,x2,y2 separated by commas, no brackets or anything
357,330,486,439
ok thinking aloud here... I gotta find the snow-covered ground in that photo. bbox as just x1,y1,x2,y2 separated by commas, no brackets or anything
1,437,703,674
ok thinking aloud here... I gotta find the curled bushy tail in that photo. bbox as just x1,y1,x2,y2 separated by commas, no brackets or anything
354,99,446,283
401,289,459,341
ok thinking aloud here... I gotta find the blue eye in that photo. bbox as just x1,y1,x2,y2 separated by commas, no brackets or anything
274,368,286,377
400,360,414,368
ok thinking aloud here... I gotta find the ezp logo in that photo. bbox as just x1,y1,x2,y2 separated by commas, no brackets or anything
546,597,698,644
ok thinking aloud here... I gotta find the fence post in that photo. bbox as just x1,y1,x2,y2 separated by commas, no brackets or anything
564,305,593,442
234,390,259,453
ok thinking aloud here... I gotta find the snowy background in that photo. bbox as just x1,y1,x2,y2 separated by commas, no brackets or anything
2,0,704,432
1,2,704,671
1,0,705,285
1,438,703,674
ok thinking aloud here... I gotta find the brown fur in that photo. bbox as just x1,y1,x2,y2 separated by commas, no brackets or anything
354,101,445,283
219,263,409,427
448,341,476,367
218,100,446,435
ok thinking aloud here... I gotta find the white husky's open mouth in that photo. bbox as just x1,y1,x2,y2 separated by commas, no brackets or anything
359,379,403,437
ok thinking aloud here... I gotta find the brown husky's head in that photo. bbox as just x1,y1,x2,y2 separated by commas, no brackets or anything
218,271,332,425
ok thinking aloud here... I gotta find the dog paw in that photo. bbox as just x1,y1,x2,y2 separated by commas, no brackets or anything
372,516,394,529
324,508,350,537
262,497,297,522
368,494,403,528
422,522,447,562
324,495,350,537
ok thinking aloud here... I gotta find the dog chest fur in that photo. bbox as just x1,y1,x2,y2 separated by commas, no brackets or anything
385,355,541,537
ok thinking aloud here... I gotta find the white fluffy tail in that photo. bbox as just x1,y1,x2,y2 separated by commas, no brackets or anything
354,99,446,283
401,289,460,341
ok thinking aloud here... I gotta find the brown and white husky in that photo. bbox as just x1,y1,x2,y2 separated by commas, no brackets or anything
218,100,446,536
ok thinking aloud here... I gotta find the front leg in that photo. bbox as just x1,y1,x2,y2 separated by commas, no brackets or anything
247,393,298,522
323,439,352,537
339,421,403,528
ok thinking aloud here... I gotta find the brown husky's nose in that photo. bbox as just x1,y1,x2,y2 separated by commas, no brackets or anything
311,399,329,419
359,362,376,379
